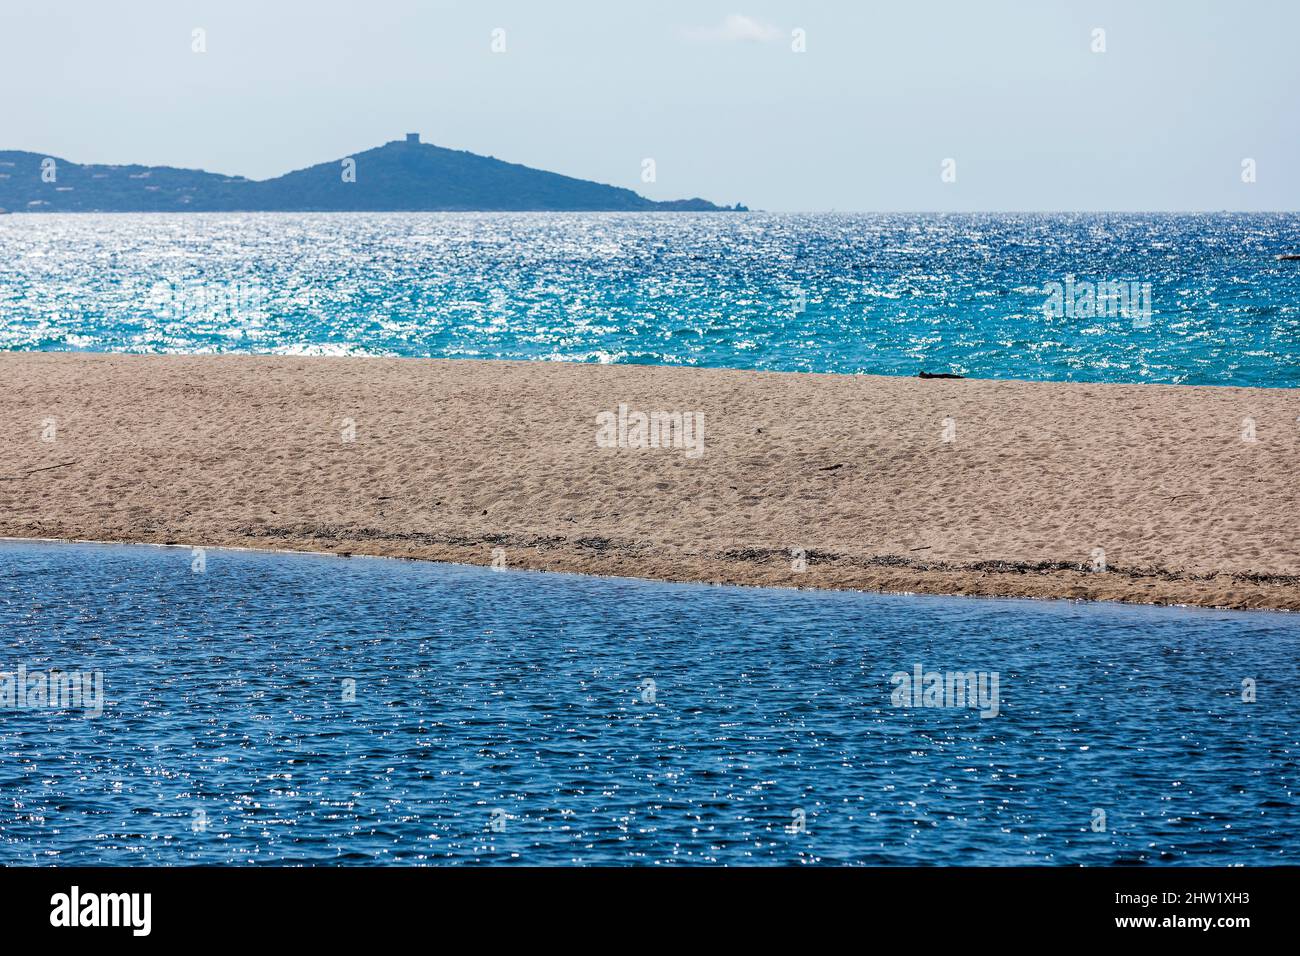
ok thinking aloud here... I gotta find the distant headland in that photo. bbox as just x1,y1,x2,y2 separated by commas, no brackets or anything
0,134,746,213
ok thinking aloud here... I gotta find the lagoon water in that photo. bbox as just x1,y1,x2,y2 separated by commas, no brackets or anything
1,540,1296,866
3,212,1300,386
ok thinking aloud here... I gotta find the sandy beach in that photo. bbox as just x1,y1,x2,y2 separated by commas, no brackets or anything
1,351,1296,610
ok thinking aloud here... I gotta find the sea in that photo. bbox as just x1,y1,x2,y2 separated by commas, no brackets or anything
1,212,1297,865
2,212,1298,386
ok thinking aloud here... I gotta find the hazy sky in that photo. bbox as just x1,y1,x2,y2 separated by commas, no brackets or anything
3,0,1297,210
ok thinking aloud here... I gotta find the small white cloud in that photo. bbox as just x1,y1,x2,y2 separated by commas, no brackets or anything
685,14,782,44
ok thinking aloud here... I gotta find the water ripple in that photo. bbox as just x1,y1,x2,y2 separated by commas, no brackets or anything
0,540,1296,865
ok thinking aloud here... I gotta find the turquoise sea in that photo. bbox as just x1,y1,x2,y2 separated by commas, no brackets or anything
2,212,1298,385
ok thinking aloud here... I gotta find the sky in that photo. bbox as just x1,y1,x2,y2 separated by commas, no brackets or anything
2,0,1297,211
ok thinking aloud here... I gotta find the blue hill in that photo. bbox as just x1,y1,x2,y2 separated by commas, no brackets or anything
0,135,744,213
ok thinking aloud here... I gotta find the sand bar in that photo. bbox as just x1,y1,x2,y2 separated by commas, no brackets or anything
1,352,1297,610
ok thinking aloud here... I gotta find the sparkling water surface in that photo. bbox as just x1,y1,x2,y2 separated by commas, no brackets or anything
3,213,1298,867
1,540,1296,866
3,212,1299,385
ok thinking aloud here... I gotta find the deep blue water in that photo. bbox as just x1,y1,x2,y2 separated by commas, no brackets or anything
2,212,1299,385
1,540,1296,866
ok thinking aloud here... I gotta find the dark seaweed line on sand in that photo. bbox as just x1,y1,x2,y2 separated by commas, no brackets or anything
239,524,1300,588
